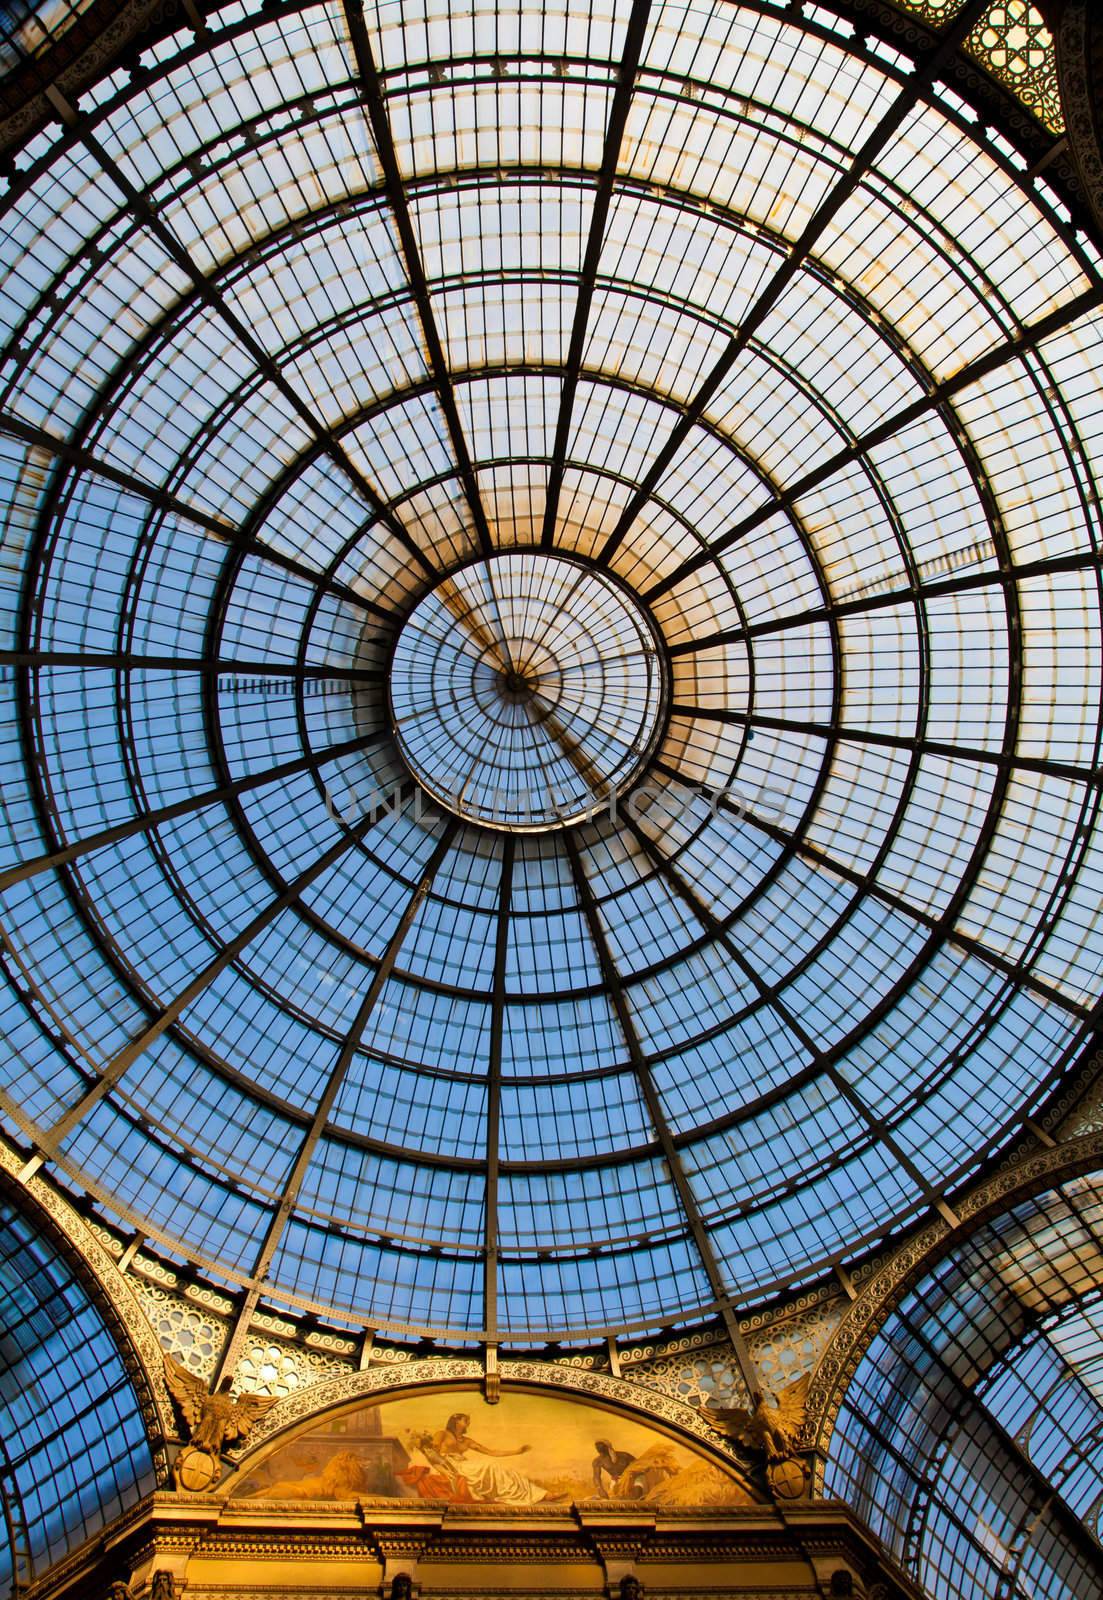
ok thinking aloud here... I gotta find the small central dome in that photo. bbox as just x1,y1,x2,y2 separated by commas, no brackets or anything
387,553,668,830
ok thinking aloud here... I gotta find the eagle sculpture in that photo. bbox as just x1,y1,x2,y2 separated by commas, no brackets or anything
163,1356,277,1456
704,1372,810,1462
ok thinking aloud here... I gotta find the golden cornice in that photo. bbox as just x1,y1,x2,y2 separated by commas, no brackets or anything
26,1493,922,1600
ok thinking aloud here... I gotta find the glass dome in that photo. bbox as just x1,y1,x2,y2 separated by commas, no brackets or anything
827,1175,1103,1599
0,0,1102,1343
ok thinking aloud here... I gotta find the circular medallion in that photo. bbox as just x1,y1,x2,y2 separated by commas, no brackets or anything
388,553,668,829
173,1444,220,1494
767,1458,809,1501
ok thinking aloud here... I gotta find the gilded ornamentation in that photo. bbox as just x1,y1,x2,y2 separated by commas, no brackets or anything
1057,1053,1103,1137
705,1374,811,1501
163,1357,277,1490
705,1374,809,1463
966,2,1063,131
619,1328,718,1367
623,1341,747,1415
135,1283,227,1380
85,1220,125,1258
250,1308,299,1340
305,1328,359,1355
183,1283,234,1316
1057,3,1103,231
617,1306,843,1421
751,1304,844,1393
232,1336,352,1398
893,0,1063,132
228,1358,751,1469
132,1254,179,1289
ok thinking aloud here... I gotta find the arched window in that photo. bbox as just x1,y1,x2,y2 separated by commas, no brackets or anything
0,1194,154,1594
826,1175,1103,1599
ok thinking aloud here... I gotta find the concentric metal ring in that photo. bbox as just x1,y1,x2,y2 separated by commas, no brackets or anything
388,554,668,830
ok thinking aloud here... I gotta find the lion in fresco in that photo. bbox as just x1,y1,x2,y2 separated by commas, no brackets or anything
249,1449,371,1499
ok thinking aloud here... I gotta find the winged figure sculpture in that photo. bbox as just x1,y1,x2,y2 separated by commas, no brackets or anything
163,1357,277,1456
704,1372,810,1462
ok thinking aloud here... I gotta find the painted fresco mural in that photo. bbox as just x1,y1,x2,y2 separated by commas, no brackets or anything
232,1388,757,1506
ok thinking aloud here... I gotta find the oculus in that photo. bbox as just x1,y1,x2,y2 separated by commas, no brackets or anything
388,554,668,831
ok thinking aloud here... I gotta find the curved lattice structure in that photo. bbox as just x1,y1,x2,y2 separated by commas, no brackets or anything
0,0,1102,1351
0,1192,154,1592
826,1175,1103,1599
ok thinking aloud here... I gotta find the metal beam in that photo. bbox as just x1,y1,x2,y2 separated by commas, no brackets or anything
662,545,1103,652
0,651,381,679
561,827,761,1400
246,821,459,1290
40,799,385,1148
55,97,437,584
483,835,515,1343
899,1308,1103,1581
0,727,384,893
212,1288,261,1391
643,280,1103,607
540,0,653,548
618,810,960,1227
666,701,1098,786
0,410,396,624
594,0,1010,568
344,0,495,561
648,758,1090,1022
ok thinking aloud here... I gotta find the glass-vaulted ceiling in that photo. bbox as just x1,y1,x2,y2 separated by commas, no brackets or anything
0,0,1102,1344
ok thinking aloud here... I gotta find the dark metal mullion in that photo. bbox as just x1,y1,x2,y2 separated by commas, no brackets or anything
0,728,384,894
899,1306,1103,1581
644,279,1103,607
54,101,436,583
594,0,996,568
484,835,515,1344
668,702,1094,786
561,827,761,1398
38,799,384,1148
0,409,229,541
246,820,459,1287
0,651,381,678
539,0,653,549
197,506,363,972
844,1394,1010,1588
664,546,1103,654
343,0,494,560
0,409,393,625
619,812,957,1223
648,759,1087,1022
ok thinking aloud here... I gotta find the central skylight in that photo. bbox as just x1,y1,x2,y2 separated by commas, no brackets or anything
0,0,1101,1344
388,553,667,829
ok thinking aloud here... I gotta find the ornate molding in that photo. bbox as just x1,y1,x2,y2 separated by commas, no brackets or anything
802,1130,1103,1484
226,1357,750,1473
1058,3,1103,247
0,0,174,156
